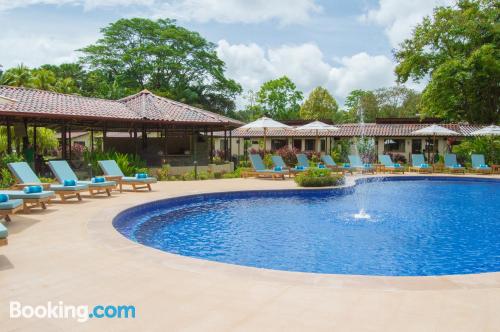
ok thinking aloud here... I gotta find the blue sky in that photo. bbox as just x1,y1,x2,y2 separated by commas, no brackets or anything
0,0,450,105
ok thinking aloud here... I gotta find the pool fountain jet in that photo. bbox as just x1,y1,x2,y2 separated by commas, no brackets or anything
354,209,371,219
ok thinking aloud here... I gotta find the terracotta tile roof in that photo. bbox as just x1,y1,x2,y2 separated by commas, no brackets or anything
0,86,242,126
215,123,482,138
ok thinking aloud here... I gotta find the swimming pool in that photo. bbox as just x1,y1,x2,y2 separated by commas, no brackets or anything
114,177,500,276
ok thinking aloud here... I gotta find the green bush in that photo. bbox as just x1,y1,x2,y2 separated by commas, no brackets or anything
221,168,242,179
0,168,14,188
0,153,24,169
156,164,170,181
83,148,146,176
295,169,345,187
452,137,500,165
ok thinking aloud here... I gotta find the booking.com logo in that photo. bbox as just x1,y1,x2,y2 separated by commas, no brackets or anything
10,301,136,323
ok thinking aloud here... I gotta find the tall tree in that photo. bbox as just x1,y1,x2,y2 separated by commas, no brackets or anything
300,87,339,121
256,76,303,120
375,86,421,118
344,89,379,122
0,64,32,87
78,18,241,114
394,0,499,124
31,69,56,91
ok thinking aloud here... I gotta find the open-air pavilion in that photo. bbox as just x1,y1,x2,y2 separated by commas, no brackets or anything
0,86,242,172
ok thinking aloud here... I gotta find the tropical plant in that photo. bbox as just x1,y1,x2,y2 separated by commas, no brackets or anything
274,146,299,166
255,76,303,120
452,136,500,165
295,169,344,187
83,148,146,176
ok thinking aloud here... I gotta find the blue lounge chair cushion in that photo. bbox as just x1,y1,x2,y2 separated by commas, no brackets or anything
136,173,148,179
393,163,401,167
0,222,7,239
91,177,105,183
296,154,310,168
0,194,8,203
0,190,55,199
0,198,23,210
296,165,305,170
420,163,430,168
122,177,157,183
50,184,88,191
364,163,372,168
79,180,116,187
318,164,326,169
98,160,125,177
343,163,350,168
64,179,77,186
48,160,79,183
7,162,41,184
321,155,336,166
271,156,287,169
453,164,463,168
23,185,43,194
274,166,282,171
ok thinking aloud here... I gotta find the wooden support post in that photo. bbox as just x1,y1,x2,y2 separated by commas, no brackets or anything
163,127,168,160
142,125,147,149
223,129,227,161
6,120,12,154
90,129,94,153
68,127,72,160
210,131,214,163
102,125,107,151
229,129,232,162
133,126,138,156
61,126,67,160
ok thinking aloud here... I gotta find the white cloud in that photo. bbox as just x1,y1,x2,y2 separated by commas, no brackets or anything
0,0,320,25
360,0,453,47
217,40,397,106
155,0,321,25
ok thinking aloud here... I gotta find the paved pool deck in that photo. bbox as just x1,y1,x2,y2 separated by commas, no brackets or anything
1,174,499,331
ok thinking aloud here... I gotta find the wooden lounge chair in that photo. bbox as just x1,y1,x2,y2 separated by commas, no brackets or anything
444,154,466,174
271,156,295,177
348,155,375,174
243,154,287,180
321,155,351,174
409,154,432,173
0,189,55,212
469,154,492,174
0,198,23,222
378,155,405,173
0,222,9,246
98,160,156,192
48,160,116,197
8,162,88,202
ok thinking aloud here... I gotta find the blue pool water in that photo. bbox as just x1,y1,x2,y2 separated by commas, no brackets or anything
114,177,500,276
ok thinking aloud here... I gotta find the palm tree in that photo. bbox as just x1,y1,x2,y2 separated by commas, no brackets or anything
31,69,56,91
0,64,32,87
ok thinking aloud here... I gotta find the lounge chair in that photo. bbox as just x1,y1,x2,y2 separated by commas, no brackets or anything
0,189,55,212
98,160,156,192
8,162,88,202
244,154,287,180
409,154,432,173
444,154,465,174
378,155,405,173
272,155,308,176
49,160,116,197
321,155,351,174
470,154,492,174
348,155,375,174
0,197,23,223
0,222,8,246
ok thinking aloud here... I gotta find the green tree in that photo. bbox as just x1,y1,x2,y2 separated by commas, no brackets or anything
0,64,32,87
375,86,421,118
31,69,57,91
79,18,241,114
395,0,499,124
300,87,339,121
344,89,379,122
256,76,303,120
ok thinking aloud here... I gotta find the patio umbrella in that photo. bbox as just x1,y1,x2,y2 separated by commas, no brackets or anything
470,125,500,136
295,121,339,152
412,124,459,163
239,116,291,151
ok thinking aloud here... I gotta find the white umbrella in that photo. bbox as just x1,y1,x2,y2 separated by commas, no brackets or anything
411,124,459,163
470,125,500,136
239,116,291,151
295,121,339,152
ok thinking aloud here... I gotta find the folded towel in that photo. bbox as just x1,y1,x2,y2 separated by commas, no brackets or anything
364,163,372,168
343,163,350,168
453,164,462,168
91,177,105,183
296,166,304,170
318,164,326,169
0,194,9,203
393,163,401,167
274,166,282,171
479,164,489,168
63,179,76,186
23,185,43,193
135,173,148,179
420,163,429,168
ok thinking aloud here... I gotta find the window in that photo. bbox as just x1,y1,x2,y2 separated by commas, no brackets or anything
271,139,287,151
383,139,405,153
293,139,302,150
305,139,315,151
411,139,422,154
251,140,259,145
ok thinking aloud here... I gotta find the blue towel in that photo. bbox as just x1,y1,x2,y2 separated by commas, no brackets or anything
296,166,304,170
135,173,148,179
453,164,462,168
318,164,326,169
0,194,9,203
343,163,350,168
91,177,105,183
479,164,489,168
364,163,372,168
420,163,429,168
63,179,76,186
393,163,401,167
23,185,43,193
274,166,282,171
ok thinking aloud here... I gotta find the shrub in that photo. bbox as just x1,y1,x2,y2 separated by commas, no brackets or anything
0,168,14,188
453,137,500,165
275,146,298,166
0,153,24,169
156,164,170,181
83,148,146,176
295,169,344,187
263,153,273,168
385,152,407,164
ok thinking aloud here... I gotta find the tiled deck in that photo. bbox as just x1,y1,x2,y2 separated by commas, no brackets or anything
1,174,499,331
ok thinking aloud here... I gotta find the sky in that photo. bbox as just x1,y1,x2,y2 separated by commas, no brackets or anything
0,0,452,106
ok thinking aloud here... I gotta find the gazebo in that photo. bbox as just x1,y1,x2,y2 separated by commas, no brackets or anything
0,86,242,168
